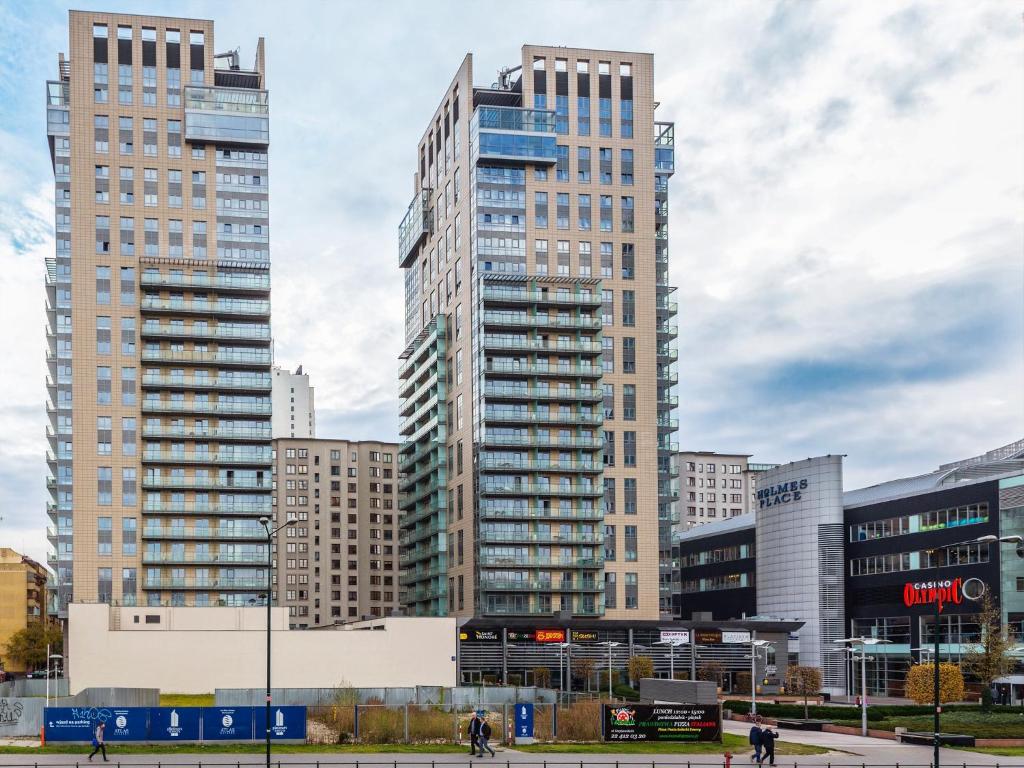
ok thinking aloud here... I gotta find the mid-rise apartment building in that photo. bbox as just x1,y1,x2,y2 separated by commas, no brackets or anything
45,11,272,615
271,365,316,438
676,451,778,529
398,47,678,620
272,439,400,628
0,549,49,673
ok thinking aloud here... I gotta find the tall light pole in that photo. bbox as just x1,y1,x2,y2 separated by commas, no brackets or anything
259,516,295,768
599,641,620,698
923,534,1023,768
837,637,889,735
745,639,770,716
654,639,684,682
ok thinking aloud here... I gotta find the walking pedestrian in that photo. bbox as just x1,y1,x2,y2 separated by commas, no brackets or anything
748,721,763,763
467,710,481,755
88,722,108,762
759,726,777,767
477,715,496,757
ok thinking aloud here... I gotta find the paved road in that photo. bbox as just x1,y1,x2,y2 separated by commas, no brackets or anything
0,723,1018,768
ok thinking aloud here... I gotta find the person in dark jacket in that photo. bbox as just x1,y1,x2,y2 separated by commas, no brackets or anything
748,723,763,762
759,726,777,766
467,712,481,755
477,716,496,757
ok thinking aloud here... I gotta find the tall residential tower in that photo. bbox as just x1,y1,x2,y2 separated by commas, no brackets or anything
45,11,272,615
398,47,678,620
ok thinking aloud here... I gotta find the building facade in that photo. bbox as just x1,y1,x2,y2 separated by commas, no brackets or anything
672,440,1024,700
45,11,272,615
0,549,49,673
676,451,777,529
272,438,400,628
271,365,316,438
397,47,679,622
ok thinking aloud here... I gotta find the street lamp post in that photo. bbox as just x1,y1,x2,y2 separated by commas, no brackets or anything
599,641,620,699
259,516,295,768
654,640,684,683
924,534,1024,768
837,638,888,735
746,639,771,716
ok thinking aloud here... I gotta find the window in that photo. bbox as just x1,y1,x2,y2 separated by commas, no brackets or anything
624,525,638,561
622,337,636,373
621,243,635,279
122,417,136,456
625,572,638,609
621,148,634,185
578,194,591,232
604,571,617,609
602,335,614,372
600,195,613,232
96,316,111,354
98,568,113,604
94,114,109,152
121,366,136,405
97,416,112,455
577,146,591,183
120,317,136,355
120,267,135,304
98,468,113,505
604,525,616,561
623,384,636,420
603,431,615,467
97,366,112,404
122,468,137,506
624,477,637,513
534,192,548,229
556,145,569,182
621,196,634,232
622,290,635,326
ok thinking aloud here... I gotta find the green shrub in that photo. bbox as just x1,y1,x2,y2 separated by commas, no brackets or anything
723,700,983,720
612,683,639,701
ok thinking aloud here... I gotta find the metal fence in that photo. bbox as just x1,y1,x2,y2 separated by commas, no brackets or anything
0,762,1015,768
216,687,558,707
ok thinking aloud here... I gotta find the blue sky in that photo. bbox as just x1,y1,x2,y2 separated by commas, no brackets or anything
0,0,1021,564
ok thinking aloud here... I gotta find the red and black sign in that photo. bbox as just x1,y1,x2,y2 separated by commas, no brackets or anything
603,704,721,742
902,578,963,613
535,628,566,643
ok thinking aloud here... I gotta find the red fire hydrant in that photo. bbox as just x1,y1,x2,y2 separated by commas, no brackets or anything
724,751,733,768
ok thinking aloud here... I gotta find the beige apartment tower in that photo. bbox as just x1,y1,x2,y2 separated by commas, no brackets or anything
398,47,679,620
272,439,400,627
676,452,779,529
45,11,272,615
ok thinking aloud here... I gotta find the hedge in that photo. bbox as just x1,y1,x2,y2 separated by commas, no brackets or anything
723,700,982,720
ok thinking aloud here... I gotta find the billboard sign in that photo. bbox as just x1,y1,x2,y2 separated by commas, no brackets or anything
659,630,690,644
604,704,721,742
258,706,307,740
149,707,201,741
202,707,254,740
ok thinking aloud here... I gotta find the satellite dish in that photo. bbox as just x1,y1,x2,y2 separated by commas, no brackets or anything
962,578,986,601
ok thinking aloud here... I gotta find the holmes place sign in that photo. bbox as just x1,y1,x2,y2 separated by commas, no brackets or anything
757,479,808,509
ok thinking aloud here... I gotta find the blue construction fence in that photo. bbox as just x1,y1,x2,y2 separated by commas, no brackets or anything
43,706,306,743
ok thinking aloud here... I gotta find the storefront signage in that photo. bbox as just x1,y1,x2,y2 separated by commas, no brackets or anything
461,629,500,642
201,707,254,741
506,630,535,641
535,628,566,643
659,630,690,644
903,578,964,613
694,629,722,644
757,479,808,509
603,704,721,742
571,630,599,642
721,631,751,644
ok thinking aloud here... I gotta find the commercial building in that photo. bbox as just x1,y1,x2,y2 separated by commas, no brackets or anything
271,438,400,628
672,440,1024,699
676,451,778,529
271,365,316,438
45,11,272,615
67,603,455,693
0,549,49,674
397,46,679,622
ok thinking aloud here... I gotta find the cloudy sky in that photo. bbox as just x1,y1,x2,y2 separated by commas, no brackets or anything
0,0,1021,564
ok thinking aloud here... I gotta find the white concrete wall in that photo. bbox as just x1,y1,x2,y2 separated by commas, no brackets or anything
68,604,455,694
271,366,316,438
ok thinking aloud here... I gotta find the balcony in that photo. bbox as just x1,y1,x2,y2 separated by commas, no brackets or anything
479,482,603,497
478,458,601,473
398,522,445,548
141,551,268,565
141,322,270,342
140,297,270,318
479,506,604,521
399,501,445,528
398,188,433,269
399,479,443,508
482,312,603,331
141,348,272,367
481,336,602,355
483,409,602,426
481,434,603,450
142,450,273,466
142,526,266,540
480,579,602,593
143,501,270,515
487,385,603,403
472,106,557,166
141,399,271,416
143,576,265,590
477,554,603,569
478,530,603,545
141,424,271,441
141,374,272,392
140,476,271,491
184,86,269,146
403,585,446,604
484,362,602,379
140,271,270,293
398,564,447,586
481,288,602,307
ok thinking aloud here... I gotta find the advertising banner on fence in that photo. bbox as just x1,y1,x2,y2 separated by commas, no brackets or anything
202,707,254,740
258,706,307,740
45,707,148,742
603,704,721,742
149,707,202,741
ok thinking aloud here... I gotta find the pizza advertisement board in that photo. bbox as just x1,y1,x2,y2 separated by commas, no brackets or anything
603,704,721,742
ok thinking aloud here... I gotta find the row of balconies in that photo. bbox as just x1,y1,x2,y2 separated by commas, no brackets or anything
483,385,602,403
478,458,600,472
141,424,271,441
141,348,272,366
479,578,602,593
477,554,603,569
143,501,271,515
140,552,268,565
140,297,270,318
140,271,269,293
481,288,603,307
481,336,602,355
478,482,602,497
141,374,272,392
142,526,266,540
481,312,603,331
477,505,604,522
141,323,270,341
483,409,602,426
398,500,445,529
398,562,447,587
140,476,271,491
141,399,271,416
142,576,266,590
478,530,603,545
484,361,601,378
481,434,603,449
141,450,273,466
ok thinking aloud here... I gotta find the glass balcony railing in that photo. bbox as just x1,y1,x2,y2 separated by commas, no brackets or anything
141,323,271,341
478,458,601,472
479,506,604,521
480,578,602,593
140,476,271,490
141,348,272,366
399,501,445,528
141,374,271,391
141,400,271,415
481,336,602,354
484,362,601,378
481,434,603,449
479,483,603,497
142,526,266,540
483,385,603,402
481,288,602,306
141,424,271,441
482,312,603,331
477,554,603,569
142,450,273,465
184,86,269,145
141,552,268,565
398,189,433,268
140,271,270,292
143,576,265,590
483,410,602,425
143,501,270,515
141,297,270,317
472,106,558,166
478,530,603,545
398,564,447,586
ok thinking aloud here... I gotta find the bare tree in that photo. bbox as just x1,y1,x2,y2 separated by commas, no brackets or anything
962,593,1017,707
785,665,822,719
